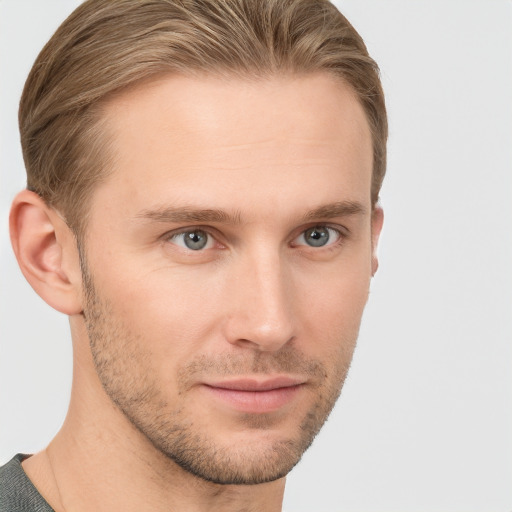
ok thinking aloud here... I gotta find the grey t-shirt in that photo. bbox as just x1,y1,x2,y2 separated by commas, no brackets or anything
0,455,53,512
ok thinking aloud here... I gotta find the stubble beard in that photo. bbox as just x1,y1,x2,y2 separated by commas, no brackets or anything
81,261,355,485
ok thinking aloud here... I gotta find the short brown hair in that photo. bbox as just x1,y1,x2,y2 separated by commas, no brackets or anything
19,0,387,235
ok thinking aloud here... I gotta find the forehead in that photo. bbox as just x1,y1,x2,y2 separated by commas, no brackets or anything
91,72,373,221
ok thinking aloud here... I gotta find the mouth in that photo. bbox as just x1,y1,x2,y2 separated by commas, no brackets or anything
201,376,306,414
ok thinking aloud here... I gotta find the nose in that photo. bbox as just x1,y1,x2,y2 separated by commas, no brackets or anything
222,249,295,352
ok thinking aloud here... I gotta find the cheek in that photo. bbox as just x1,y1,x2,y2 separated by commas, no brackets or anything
96,263,226,361
296,254,372,320
293,258,372,356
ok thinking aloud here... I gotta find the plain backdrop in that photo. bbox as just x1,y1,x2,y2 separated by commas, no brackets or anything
1,1,511,511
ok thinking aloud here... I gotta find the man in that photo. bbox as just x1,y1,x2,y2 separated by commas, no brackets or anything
0,0,386,510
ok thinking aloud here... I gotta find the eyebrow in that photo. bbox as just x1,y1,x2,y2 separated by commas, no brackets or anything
135,200,366,225
135,206,242,224
301,201,367,221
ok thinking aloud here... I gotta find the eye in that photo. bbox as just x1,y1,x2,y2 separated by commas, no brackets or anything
168,229,214,251
294,226,342,248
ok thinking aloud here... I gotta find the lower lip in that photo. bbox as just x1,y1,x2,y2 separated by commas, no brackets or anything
202,384,303,413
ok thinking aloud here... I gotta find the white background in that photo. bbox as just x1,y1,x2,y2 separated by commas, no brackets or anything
1,1,511,511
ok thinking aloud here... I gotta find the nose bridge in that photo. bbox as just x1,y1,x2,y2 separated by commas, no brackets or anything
224,243,295,351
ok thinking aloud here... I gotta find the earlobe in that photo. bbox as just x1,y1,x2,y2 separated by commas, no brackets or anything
9,190,83,315
371,206,384,276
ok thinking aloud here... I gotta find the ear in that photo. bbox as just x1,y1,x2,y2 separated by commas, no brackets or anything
370,206,384,276
9,190,83,315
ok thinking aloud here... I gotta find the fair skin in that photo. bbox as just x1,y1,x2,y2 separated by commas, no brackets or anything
10,72,383,512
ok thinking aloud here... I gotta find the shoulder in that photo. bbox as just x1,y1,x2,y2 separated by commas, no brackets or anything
0,455,54,512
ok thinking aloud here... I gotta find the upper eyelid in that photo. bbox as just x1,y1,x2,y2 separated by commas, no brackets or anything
291,222,349,239
162,225,219,239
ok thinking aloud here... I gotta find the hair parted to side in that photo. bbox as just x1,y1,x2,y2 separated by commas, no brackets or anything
20,0,387,236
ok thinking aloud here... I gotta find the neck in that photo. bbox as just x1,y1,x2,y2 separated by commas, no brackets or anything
23,322,286,512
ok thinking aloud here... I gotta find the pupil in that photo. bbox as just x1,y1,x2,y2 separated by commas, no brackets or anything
306,226,329,247
184,230,207,250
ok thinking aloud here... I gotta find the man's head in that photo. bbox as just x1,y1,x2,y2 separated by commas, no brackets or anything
11,0,386,488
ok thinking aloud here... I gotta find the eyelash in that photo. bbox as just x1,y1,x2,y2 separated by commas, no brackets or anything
163,224,347,252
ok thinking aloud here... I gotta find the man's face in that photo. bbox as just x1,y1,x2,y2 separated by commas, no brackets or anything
79,73,379,484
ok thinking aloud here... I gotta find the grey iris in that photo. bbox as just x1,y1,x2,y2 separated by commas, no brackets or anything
304,226,330,247
184,230,208,250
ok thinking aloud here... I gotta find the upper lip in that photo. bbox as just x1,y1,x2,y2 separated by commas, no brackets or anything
204,376,306,392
